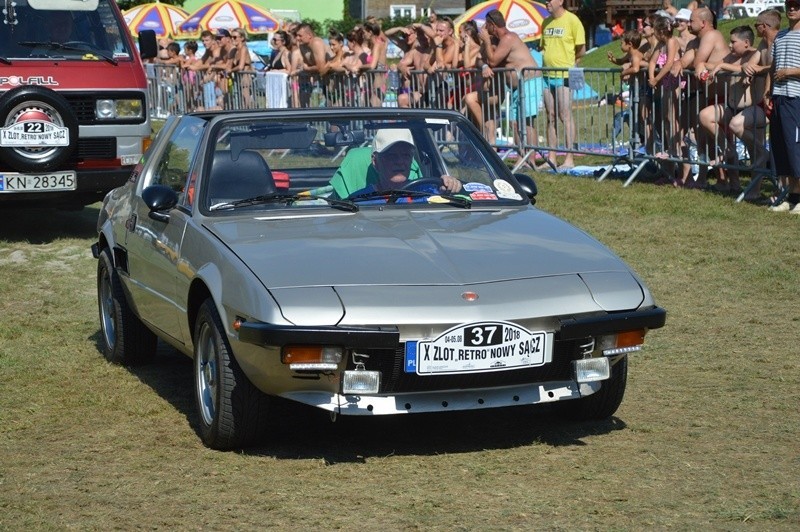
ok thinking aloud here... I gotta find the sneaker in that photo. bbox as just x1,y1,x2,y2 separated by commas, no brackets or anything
790,204,800,215
769,201,794,212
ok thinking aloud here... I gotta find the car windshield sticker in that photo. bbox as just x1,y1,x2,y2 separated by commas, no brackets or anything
493,179,522,200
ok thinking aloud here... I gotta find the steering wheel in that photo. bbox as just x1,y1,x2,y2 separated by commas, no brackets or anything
401,177,444,192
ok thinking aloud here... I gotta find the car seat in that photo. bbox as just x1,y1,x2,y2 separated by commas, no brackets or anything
208,150,277,205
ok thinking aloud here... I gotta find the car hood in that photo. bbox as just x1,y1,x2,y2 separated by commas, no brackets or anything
204,207,648,325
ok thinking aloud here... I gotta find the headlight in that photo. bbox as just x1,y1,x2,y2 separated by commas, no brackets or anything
95,99,143,120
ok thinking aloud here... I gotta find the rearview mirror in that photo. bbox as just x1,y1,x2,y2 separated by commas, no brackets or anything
324,130,366,147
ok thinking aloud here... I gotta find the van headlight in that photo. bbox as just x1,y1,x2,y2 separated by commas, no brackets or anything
96,99,143,119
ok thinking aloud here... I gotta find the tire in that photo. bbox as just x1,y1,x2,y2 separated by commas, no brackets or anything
560,356,628,421
193,299,269,450
97,248,157,365
0,86,79,172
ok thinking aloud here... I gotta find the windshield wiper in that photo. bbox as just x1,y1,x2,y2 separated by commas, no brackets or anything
210,193,359,212
350,189,471,208
18,41,117,65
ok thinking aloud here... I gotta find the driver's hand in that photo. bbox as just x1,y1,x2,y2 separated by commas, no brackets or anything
440,175,462,193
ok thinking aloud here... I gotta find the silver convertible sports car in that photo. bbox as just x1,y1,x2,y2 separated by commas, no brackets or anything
93,108,665,450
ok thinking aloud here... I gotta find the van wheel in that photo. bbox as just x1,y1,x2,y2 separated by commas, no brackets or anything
0,86,78,172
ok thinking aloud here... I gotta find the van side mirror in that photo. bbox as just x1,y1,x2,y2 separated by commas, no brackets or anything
138,30,158,60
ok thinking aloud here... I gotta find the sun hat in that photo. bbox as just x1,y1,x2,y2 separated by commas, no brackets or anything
373,129,414,154
675,8,692,21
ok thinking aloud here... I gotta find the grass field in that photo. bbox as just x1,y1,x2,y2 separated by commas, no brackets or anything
1,173,799,529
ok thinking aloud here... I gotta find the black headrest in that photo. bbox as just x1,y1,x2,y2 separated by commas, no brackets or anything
209,150,276,201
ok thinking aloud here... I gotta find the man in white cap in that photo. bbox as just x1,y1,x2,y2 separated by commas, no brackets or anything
328,129,462,198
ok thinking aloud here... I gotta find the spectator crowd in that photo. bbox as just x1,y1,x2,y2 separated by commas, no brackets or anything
146,1,791,207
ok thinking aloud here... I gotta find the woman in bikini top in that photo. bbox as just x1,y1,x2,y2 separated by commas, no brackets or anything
269,31,291,72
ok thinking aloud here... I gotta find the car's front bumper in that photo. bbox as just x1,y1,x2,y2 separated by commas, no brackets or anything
233,307,665,415
282,378,600,416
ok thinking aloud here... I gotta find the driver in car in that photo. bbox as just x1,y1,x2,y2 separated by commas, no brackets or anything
328,129,463,199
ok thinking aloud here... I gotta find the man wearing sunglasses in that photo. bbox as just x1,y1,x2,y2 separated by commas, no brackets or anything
768,1,800,212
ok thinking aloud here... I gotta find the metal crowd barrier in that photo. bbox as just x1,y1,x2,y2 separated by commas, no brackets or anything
145,62,777,202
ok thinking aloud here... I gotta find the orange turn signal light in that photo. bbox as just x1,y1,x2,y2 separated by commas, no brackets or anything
616,329,645,348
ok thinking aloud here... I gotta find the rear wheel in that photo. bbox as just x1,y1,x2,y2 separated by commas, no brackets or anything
97,248,157,365
560,356,628,420
193,299,269,450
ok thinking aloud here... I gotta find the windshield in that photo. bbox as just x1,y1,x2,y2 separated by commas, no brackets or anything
0,0,132,61
187,113,527,213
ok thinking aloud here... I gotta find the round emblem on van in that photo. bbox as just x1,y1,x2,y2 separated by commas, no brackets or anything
15,109,53,125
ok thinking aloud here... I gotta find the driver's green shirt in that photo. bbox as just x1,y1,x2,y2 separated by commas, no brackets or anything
329,147,422,199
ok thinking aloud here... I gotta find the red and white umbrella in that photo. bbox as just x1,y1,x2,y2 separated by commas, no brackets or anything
123,2,191,39
179,0,280,37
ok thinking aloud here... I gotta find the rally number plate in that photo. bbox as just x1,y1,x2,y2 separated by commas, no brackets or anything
405,321,550,375
0,121,69,147
0,172,77,193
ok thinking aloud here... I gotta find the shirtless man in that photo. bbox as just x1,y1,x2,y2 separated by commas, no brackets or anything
416,19,459,70
466,9,540,164
295,23,329,107
690,7,729,80
295,23,329,76
689,7,730,185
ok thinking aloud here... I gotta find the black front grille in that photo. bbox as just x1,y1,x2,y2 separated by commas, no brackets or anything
352,338,584,394
76,137,116,159
64,95,97,123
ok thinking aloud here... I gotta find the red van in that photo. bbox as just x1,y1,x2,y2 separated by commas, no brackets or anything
0,0,156,208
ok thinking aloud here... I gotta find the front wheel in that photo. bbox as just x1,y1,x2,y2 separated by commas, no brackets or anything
560,356,628,420
193,299,269,450
97,248,157,365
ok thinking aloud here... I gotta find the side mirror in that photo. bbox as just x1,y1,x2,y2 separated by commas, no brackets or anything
142,185,178,222
513,173,538,205
138,30,158,60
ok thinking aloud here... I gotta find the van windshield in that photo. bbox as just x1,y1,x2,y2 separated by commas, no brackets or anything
0,0,133,61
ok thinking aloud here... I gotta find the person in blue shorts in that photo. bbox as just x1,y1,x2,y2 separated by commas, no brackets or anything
768,0,800,213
